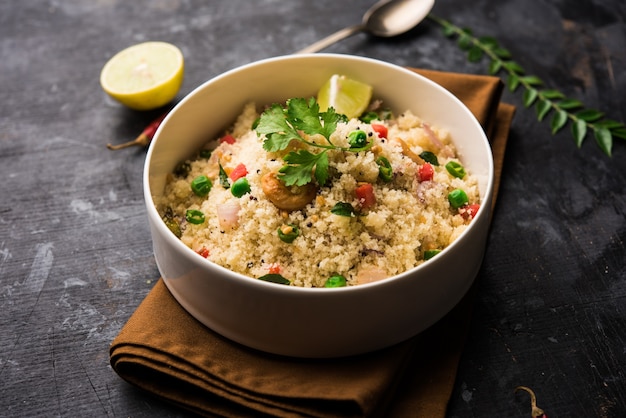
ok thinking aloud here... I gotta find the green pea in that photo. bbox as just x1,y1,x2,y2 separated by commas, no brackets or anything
376,156,393,182
231,177,251,197
191,175,212,197
185,209,205,225
277,224,300,243
324,275,347,288
445,161,466,178
448,189,469,209
348,130,368,149
423,249,441,260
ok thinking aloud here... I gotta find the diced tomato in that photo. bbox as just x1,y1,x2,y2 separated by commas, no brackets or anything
196,247,210,258
459,203,481,220
268,263,281,274
219,134,236,144
418,163,434,182
355,183,376,209
371,123,388,139
229,163,248,181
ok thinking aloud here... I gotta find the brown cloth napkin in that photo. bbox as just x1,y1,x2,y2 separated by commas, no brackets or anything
110,68,515,418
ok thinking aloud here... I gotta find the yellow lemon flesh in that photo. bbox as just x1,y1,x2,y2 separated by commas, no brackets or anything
100,42,184,111
317,74,373,119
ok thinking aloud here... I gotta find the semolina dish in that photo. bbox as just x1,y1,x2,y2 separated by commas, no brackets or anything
158,81,481,288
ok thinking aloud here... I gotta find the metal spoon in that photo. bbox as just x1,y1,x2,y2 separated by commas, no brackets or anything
295,0,435,54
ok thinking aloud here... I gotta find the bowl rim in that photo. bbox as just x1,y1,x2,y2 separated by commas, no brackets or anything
144,53,495,293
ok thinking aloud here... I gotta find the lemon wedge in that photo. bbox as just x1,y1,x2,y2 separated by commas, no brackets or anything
317,74,373,119
100,42,184,110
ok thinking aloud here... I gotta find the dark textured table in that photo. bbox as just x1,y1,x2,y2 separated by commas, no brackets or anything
1,0,625,417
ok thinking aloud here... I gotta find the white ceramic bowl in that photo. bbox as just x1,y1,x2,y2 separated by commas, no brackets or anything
144,54,494,358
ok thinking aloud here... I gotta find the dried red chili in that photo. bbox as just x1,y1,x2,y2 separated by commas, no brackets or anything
107,112,167,150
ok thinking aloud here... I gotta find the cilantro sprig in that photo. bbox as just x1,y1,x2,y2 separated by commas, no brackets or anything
256,97,372,187
280,149,330,187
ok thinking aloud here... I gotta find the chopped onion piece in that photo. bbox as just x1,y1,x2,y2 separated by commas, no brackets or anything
216,200,240,230
355,266,388,285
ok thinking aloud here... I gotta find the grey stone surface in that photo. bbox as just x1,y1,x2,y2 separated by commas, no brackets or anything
1,0,625,416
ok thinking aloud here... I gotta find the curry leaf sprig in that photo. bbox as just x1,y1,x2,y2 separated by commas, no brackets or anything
427,14,626,157
256,97,371,186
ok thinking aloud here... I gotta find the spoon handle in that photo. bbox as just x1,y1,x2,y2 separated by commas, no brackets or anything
295,24,365,54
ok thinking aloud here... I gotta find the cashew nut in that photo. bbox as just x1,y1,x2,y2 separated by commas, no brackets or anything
261,172,317,211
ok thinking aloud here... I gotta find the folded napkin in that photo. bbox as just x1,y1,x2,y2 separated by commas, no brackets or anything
110,68,515,417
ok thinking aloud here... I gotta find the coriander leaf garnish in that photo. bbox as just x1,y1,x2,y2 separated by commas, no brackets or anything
279,150,330,186
330,202,358,217
256,103,302,152
313,150,330,185
287,98,329,138
318,104,348,139
255,96,367,187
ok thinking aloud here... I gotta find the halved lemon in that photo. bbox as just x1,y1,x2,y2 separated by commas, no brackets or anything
317,74,373,119
100,42,184,111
